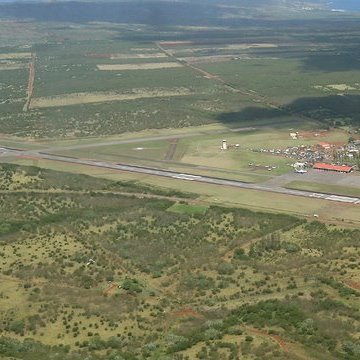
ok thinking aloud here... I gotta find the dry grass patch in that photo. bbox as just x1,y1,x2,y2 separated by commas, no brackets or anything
97,62,183,70
0,63,27,70
0,52,31,60
179,54,238,64
30,88,192,109
109,53,168,59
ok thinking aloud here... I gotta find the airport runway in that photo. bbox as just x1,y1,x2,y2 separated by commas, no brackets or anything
2,147,359,205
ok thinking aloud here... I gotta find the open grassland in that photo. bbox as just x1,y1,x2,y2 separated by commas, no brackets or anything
0,164,359,360
30,88,193,109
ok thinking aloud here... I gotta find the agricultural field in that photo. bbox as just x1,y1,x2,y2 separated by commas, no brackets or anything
0,11,359,139
0,164,359,360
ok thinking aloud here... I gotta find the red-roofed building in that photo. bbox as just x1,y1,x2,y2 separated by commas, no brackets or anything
313,163,353,173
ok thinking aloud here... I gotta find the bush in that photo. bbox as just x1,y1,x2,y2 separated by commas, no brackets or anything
122,278,142,293
8,320,25,335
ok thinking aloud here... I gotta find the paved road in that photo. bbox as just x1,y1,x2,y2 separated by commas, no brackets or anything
3,147,359,205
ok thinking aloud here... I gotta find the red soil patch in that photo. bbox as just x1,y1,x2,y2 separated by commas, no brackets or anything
328,141,346,146
246,326,288,352
344,281,360,291
16,154,40,161
103,283,117,297
299,131,328,139
173,307,202,318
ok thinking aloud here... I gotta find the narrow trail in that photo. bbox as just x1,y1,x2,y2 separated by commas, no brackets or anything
23,53,36,112
103,283,118,297
245,326,288,352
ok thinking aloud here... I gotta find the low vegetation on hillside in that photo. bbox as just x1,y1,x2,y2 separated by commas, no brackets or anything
0,164,359,360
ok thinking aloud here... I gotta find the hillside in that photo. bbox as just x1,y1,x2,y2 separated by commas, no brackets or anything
0,164,359,360
0,0,341,25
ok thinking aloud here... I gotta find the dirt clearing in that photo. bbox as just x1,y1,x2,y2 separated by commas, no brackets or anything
97,62,182,70
30,88,192,109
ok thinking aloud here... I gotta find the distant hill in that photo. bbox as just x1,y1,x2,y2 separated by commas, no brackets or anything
0,0,353,25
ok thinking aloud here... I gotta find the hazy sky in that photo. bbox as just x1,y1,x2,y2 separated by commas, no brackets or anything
0,0,359,11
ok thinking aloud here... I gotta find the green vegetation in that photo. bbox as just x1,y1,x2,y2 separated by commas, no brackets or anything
1,8,360,138
0,164,358,359
168,203,209,215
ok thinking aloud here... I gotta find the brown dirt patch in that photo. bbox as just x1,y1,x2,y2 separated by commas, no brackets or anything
103,283,118,297
173,307,202,318
344,281,360,291
299,131,329,139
